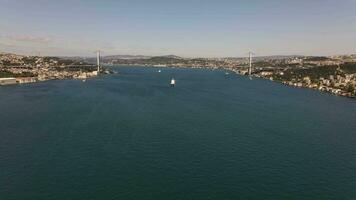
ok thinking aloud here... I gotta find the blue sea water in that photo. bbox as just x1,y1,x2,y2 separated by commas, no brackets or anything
0,66,355,199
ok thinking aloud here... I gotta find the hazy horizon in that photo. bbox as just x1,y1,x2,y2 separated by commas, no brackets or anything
2,51,349,59
1,0,356,57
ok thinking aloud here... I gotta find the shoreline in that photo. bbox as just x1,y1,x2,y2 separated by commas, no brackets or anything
111,65,356,99
1,64,355,99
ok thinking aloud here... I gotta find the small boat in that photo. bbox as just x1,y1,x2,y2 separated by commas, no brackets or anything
158,70,161,73
82,79,86,82
170,78,176,87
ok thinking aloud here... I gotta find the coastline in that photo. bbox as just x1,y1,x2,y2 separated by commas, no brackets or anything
111,64,356,99
1,62,355,99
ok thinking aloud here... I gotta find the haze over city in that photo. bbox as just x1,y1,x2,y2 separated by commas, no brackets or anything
1,0,356,57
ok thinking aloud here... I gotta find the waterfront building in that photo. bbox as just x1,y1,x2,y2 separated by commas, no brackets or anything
0,78,17,85
16,77,37,84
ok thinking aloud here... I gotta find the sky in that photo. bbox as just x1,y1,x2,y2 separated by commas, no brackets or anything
0,0,356,57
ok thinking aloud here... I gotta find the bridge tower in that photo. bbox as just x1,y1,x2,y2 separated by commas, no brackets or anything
96,50,101,73
248,52,253,75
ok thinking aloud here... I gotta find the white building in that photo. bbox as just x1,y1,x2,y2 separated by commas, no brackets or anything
16,77,37,84
0,78,17,85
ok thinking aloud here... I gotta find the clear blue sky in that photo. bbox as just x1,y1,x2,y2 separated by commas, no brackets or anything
0,0,355,57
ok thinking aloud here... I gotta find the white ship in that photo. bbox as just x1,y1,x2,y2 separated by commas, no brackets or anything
170,78,176,87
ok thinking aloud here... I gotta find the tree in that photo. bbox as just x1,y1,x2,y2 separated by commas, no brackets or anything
346,83,355,94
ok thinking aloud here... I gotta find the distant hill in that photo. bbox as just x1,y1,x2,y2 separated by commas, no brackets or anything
108,55,185,65
158,55,183,59
101,55,183,65
57,54,355,65
103,54,182,60
303,56,335,62
103,55,152,60
252,55,303,61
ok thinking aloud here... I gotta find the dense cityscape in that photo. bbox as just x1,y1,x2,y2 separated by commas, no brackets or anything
0,53,101,84
1,52,355,98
